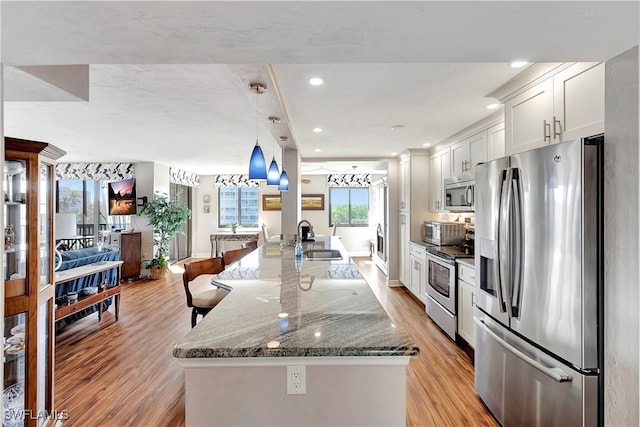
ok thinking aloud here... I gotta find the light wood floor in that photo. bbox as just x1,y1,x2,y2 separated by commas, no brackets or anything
54,258,498,426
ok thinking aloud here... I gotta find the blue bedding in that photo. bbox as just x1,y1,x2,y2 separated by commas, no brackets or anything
55,247,121,329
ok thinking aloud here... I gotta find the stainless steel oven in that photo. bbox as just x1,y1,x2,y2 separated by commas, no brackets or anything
425,252,457,339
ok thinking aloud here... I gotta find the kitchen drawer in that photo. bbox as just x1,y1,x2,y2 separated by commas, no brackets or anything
409,243,426,259
458,262,475,282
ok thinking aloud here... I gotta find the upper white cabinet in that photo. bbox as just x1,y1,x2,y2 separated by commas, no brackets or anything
487,121,506,161
429,147,450,212
398,151,429,213
552,62,605,141
504,62,604,155
505,78,554,154
451,132,488,176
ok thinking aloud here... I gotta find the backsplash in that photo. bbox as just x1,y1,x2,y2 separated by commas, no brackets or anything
425,211,474,225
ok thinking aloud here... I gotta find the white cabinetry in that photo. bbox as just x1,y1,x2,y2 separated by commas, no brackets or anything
451,131,488,176
504,62,604,155
408,243,427,302
429,147,450,212
398,151,429,214
398,212,410,286
487,122,506,161
552,62,605,141
398,151,429,287
457,261,476,348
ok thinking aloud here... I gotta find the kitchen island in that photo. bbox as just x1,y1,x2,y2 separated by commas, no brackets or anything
174,236,418,426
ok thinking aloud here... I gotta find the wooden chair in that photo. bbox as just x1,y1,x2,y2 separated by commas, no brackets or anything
241,240,258,250
223,247,253,266
183,257,228,327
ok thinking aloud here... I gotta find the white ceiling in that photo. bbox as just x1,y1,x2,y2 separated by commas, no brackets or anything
1,1,638,176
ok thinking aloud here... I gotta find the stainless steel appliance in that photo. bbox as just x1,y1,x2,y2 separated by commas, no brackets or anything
444,175,475,212
474,136,603,426
425,244,473,339
422,221,466,246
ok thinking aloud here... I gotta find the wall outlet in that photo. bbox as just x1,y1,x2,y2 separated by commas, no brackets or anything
286,365,306,395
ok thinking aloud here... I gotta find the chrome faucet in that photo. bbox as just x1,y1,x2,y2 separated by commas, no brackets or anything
297,219,314,241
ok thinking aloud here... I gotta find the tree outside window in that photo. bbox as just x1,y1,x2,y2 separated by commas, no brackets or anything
329,188,369,226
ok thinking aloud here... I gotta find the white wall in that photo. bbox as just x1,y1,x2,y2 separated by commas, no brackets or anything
134,161,171,273
604,46,639,426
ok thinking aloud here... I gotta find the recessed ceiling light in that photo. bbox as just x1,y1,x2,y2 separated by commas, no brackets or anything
309,77,324,86
510,61,528,69
423,142,431,147
314,148,322,152
391,152,397,156
390,125,405,131
486,103,500,110
313,128,323,133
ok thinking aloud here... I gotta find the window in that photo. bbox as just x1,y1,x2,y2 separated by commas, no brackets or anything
329,188,369,226
57,180,110,236
218,187,259,227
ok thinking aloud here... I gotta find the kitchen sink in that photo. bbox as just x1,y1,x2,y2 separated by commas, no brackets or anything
303,249,343,261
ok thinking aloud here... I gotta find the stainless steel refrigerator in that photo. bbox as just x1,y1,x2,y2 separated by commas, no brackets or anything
474,136,603,426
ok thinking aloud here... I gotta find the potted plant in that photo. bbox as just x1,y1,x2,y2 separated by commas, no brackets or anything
139,191,191,279
229,223,238,234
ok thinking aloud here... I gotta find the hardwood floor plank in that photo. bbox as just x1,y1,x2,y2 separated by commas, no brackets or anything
54,258,497,426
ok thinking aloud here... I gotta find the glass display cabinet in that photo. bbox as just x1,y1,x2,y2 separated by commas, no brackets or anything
4,137,65,427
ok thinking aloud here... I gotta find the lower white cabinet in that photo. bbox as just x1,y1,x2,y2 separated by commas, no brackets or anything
408,243,427,303
457,261,476,348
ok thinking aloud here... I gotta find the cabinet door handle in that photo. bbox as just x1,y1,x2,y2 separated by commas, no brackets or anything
471,292,475,307
553,116,562,139
543,120,551,142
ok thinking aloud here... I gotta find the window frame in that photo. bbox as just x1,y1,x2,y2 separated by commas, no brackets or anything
217,186,259,228
328,187,370,227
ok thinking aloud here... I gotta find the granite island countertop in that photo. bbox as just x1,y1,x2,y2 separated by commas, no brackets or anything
174,236,418,359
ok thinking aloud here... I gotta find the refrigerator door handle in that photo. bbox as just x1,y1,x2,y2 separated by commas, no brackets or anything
494,171,506,313
511,172,523,317
475,317,572,383
499,168,514,317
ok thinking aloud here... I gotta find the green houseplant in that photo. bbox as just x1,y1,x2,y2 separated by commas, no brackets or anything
139,191,191,279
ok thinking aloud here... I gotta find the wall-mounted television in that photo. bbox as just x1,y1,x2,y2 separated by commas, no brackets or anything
108,178,137,215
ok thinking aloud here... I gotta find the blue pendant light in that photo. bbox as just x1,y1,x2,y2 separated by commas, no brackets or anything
248,83,267,180
277,134,289,191
266,116,281,185
267,157,280,185
248,140,267,179
278,170,289,191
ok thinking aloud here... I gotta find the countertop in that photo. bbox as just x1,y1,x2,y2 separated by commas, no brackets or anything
174,237,418,359
457,258,475,268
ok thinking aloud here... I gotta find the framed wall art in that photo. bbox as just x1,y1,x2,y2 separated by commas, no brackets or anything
262,194,282,211
301,194,325,210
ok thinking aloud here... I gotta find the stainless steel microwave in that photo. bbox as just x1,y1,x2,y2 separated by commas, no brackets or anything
444,175,475,212
423,221,466,246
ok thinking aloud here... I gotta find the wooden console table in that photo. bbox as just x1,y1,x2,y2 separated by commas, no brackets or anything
210,231,259,257
54,260,123,322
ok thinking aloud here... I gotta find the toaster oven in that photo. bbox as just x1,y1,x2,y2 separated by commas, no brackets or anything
422,221,466,246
